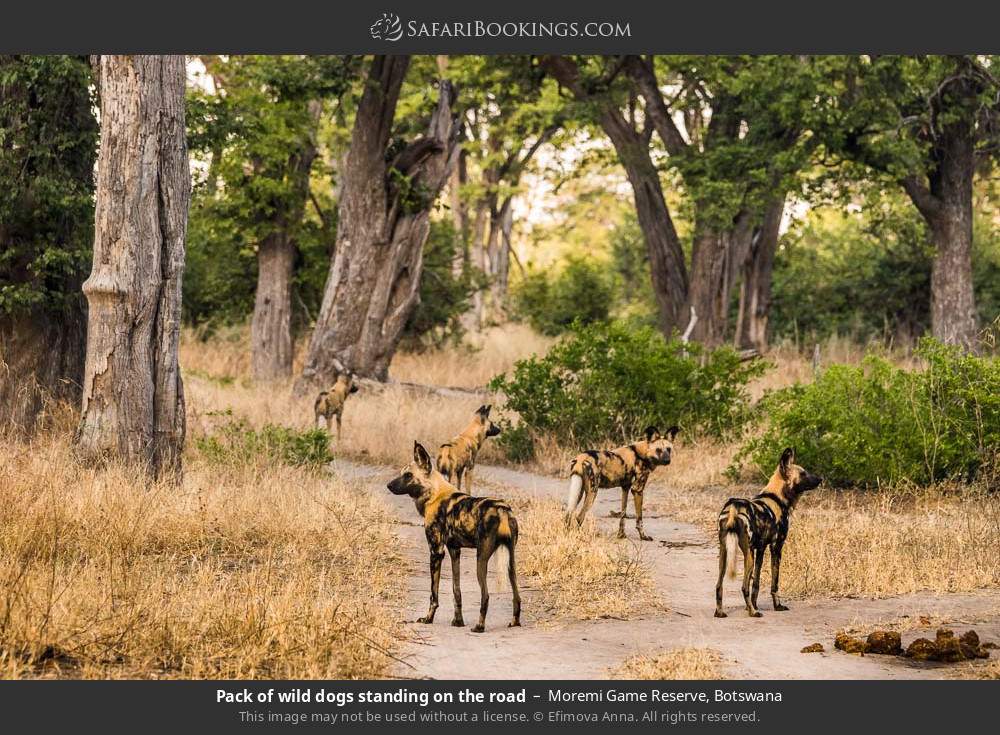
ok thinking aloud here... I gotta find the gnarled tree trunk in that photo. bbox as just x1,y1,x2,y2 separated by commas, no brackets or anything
75,55,190,477
296,56,460,387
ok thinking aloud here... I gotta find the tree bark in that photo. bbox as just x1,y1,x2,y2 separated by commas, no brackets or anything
902,129,978,350
735,197,784,351
75,55,190,477
250,101,321,381
295,56,460,387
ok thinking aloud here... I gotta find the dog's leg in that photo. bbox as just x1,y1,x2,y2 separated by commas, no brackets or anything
575,487,598,528
455,467,464,491
770,541,788,611
714,532,728,618
506,542,521,628
632,487,652,541
749,545,765,618
449,546,464,626
336,412,343,441
417,549,444,624
740,534,755,616
610,487,628,518
472,539,495,633
465,468,474,495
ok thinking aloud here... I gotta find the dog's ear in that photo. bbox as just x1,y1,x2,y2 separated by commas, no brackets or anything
779,447,795,480
477,404,492,418
666,425,680,440
413,442,433,473
643,425,660,442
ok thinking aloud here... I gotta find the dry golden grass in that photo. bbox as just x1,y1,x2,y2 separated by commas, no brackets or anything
0,431,405,680
953,659,1000,679
390,324,552,389
506,494,657,623
611,647,726,680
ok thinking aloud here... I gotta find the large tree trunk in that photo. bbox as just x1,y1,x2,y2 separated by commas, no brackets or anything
599,109,689,335
910,130,978,350
735,197,784,351
251,232,296,381
250,103,320,381
75,55,190,477
686,214,753,346
296,56,459,387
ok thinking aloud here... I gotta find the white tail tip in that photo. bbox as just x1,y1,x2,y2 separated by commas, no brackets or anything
725,533,738,579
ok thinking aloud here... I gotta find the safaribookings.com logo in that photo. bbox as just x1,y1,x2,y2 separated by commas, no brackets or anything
369,13,631,41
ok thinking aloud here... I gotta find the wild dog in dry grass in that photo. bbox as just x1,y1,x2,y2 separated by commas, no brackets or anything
314,373,358,440
565,426,679,540
436,404,501,493
388,441,521,633
715,447,822,618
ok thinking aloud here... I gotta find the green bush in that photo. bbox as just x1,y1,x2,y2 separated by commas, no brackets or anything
732,339,1000,487
511,256,614,336
195,415,332,468
488,321,767,457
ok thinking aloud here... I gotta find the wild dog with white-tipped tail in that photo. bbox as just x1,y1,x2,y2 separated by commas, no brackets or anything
565,425,679,540
715,447,821,618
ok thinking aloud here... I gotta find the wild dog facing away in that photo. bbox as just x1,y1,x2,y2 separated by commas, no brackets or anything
565,425,679,540
715,447,822,618
388,441,521,633
436,404,502,494
314,373,359,440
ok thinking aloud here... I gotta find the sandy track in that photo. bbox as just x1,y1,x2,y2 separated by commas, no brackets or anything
332,459,1000,680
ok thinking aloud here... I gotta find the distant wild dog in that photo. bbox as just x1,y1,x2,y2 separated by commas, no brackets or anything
314,373,358,440
388,442,521,633
436,404,501,493
715,447,822,618
565,425,679,540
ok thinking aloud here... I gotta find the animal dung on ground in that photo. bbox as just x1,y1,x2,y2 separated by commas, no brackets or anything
834,632,868,654
865,630,902,655
835,627,992,662
800,643,825,653
903,629,991,662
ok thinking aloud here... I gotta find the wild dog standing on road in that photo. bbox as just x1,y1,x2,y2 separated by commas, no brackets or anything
314,373,358,440
388,441,521,633
565,425,679,541
715,447,822,618
436,405,501,494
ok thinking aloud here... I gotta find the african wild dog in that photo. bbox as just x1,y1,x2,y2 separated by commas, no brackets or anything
436,405,501,494
388,441,521,633
715,447,822,618
314,373,358,440
565,425,679,540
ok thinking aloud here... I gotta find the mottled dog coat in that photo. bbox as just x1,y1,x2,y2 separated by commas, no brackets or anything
436,405,501,493
715,447,822,618
314,373,358,440
388,442,521,633
565,425,679,540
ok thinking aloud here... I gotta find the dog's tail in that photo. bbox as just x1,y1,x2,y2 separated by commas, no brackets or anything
565,473,584,513
493,509,518,591
719,503,741,579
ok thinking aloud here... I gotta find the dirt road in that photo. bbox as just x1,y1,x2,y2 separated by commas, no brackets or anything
333,459,1000,680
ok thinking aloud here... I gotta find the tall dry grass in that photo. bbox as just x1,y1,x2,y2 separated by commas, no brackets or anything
0,432,405,679
610,647,726,680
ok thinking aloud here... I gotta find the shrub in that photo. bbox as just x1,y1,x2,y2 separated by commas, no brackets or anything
488,321,767,457
195,415,332,468
511,256,613,336
732,339,1000,487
